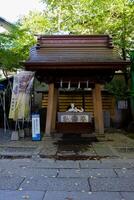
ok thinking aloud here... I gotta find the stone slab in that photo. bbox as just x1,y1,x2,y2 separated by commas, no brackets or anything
0,159,11,164
0,175,24,190
3,159,34,168
58,169,117,178
55,160,80,168
43,191,122,200
78,150,97,156
0,190,45,200
90,177,134,192
121,192,134,200
94,147,117,157
8,158,55,169
57,151,76,156
80,159,134,169
39,147,57,156
100,159,134,169
0,159,11,172
27,160,79,169
3,168,58,178
0,152,32,157
115,169,134,177
79,160,102,169
20,177,90,191
9,159,79,169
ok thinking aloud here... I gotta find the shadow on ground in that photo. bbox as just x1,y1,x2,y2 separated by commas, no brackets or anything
1,128,134,160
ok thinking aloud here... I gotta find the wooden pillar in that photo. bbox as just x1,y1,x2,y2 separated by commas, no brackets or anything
45,83,55,136
93,84,104,134
51,87,58,132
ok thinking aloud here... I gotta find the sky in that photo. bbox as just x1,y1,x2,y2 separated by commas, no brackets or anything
0,0,44,23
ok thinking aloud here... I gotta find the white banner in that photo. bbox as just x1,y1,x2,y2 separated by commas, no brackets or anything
9,71,35,120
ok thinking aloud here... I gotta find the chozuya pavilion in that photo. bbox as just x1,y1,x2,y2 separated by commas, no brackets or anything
24,35,130,136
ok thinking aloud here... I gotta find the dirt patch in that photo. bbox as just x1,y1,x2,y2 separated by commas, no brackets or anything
39,154,110,160
55,134,98,153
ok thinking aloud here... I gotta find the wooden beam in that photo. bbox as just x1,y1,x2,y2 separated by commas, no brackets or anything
93,84,104,134
45,83,55,136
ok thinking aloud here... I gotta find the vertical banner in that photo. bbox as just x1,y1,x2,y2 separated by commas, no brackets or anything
9,71,35,120
32,113,41,141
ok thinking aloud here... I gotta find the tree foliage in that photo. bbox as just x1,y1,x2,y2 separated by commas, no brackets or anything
0,23,35,74
105,76,129,100
17,0,134,104
19,0,134,57
1,0,134,73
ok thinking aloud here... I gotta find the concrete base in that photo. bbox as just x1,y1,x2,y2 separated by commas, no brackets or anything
19,130,24,138
24,128,31,137
11,131,19,141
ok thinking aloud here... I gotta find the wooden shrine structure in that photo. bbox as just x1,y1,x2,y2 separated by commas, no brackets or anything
24,35,130,136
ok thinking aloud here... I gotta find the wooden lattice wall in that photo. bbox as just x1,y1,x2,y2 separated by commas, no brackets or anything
42,91,115,117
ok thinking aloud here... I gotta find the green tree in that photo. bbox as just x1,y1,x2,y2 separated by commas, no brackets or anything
20,0,134,55
105,76,129,100
41,0,133,86
0,22,35,76
2,0,133,75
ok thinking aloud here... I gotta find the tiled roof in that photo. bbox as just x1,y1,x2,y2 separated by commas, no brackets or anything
24,35,130,70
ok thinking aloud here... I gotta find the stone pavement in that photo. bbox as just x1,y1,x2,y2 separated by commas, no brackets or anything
0,158,134,199
0,129,134,199
0,129,134,159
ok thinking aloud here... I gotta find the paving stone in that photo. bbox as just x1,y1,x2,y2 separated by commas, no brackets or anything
31,160,59,168
3,168,58,178
100,159,134,169
90,177,134,192
78,147,96,156
55,160,80,168
0,159,11,167
0,168,4,174
79,160,102,169
0,147,5,153
39,147,57,156
121,192,134,200
0,147,36,157
0,159,11,172
0,175,24,190
78,151,97,156
94,147,117,157
8,159,55,169
57,151,76,156
20,177,90,191
115,169,134,177
0,190,45,200
43,191,122,200
58,169,117,178
24,160,79,169
7,159,35,168
119,153,134,159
